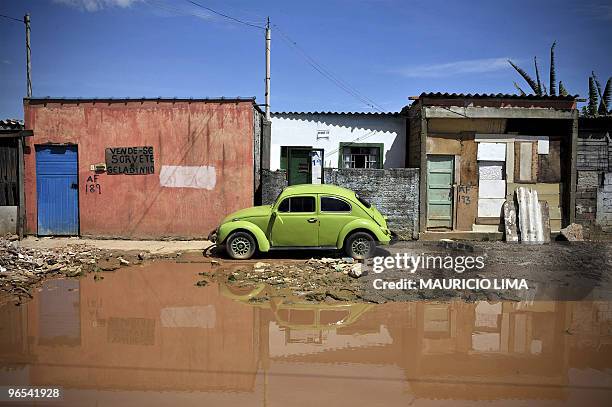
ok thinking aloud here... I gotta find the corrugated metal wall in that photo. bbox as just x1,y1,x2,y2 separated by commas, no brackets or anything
0,138,18,206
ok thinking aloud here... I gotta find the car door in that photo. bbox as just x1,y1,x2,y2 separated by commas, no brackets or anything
271,195,319,247
317,195,355,247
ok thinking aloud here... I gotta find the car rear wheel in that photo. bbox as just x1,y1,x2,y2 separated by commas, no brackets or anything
226,231,257,260
344,231,376,259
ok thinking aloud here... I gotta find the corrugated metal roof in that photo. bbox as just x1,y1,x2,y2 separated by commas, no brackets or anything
417,92,578,101
0,119,24,131
272,111,399,116
25,96,257,103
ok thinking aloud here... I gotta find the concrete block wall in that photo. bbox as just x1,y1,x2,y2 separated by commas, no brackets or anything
324,168,419,240
575,170,599,226
597,172,612,231
261,170,288,205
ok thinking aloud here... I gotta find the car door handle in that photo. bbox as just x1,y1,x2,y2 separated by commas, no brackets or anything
307,218,318,223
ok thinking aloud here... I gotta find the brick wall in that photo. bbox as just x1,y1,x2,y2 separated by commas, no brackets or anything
261,170,287,205
324,168,420,240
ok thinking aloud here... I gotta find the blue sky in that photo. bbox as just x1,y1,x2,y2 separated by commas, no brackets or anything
1,0,611,118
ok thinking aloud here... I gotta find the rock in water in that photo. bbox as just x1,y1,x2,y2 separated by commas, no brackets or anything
560,223,584,241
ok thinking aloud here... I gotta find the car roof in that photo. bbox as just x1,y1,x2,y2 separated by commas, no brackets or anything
281,184,356,199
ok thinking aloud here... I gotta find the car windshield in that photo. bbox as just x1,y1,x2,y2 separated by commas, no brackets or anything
355,193,371,208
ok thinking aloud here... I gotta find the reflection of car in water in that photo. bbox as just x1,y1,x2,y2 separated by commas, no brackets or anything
208,184,391,260
218,282,372,335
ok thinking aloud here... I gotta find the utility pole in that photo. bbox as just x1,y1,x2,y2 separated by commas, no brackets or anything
265,17,271,121
24,13,31,98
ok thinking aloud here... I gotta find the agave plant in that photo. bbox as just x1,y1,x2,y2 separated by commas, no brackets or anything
584,72,611,117
509,42,611,116
508,42,559,96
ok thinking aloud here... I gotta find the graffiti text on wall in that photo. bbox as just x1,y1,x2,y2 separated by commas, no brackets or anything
85,175,101,195
105,146,154,175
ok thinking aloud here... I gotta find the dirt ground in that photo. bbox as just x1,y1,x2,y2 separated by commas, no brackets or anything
201,240,612,304
3,236,612,305
18,236,213,254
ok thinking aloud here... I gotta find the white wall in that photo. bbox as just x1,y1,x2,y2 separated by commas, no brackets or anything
270,113,406,170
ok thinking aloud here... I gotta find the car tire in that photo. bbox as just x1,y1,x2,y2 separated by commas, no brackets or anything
344,231,376,260
226,231,257,260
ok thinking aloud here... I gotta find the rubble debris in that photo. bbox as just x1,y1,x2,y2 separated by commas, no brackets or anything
0,237,149,303
559,223,584,241
503,200,519,242
222,256,363,302
348,263,365,278
253,262,271,271
138,252,151,260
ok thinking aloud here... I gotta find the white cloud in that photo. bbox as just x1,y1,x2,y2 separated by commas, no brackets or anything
393,57,512,78
592,4,612,20
54,0,142,12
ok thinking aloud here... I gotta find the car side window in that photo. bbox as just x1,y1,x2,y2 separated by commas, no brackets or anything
278,196,315,213
278,198,290,212
321,196,351,212
289,196,315,212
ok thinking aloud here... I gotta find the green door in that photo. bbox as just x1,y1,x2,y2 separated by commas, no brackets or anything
288,148,312,185
427,155,454,229
271,195,319,246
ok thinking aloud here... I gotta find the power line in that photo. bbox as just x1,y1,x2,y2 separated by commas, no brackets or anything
186,0,265,30
273,24,385,112
147,1,383,112
0,13,23,23
146,1,208,22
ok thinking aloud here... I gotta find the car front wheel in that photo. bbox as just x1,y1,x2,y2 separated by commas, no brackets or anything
345,231,376,259
226,231,257,260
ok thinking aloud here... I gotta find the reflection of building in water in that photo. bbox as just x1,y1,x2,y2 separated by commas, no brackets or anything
0,264,261,394
403,301,570,401
1,267,612,406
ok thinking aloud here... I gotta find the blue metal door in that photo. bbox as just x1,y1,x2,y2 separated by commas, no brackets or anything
36,145,79,235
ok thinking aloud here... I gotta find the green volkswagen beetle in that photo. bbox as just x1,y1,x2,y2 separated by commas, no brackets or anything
209,184,392,260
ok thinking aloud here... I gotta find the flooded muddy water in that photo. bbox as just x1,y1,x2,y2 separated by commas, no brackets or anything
1,262,611,406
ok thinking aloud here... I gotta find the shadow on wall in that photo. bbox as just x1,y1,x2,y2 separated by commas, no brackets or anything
274,113,406,168
384,135,404,169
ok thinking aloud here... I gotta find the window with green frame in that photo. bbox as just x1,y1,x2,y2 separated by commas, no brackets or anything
338,142,384,169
